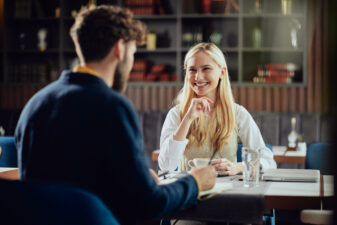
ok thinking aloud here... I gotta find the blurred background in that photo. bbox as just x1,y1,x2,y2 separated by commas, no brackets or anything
0,0,336,168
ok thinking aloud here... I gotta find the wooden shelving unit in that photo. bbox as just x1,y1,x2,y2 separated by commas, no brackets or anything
0,0,308,109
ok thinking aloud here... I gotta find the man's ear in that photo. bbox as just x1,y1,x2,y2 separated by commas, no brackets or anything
114,39,125,60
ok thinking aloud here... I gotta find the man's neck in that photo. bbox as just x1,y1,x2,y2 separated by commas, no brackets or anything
84,60,117,87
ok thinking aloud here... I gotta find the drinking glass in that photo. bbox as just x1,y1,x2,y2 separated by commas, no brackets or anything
242,147,261,187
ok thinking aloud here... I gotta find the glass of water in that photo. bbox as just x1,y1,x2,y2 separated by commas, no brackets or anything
242,147,261,187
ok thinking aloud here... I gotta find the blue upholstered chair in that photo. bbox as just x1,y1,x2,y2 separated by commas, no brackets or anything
306,142,333,175
0,136,17,167
0,179,120,225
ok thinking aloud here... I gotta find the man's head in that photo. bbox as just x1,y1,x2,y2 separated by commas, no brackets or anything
70,5,146,92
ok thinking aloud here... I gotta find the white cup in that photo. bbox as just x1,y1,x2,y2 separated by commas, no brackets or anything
242,147,261,187
297,142,307,153
188,158,209,168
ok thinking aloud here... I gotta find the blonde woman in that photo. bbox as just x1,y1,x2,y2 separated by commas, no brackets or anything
159,42,276,174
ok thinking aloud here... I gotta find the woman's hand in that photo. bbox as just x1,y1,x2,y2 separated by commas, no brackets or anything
211,158,242,176
173,97,213,141
185,97,213,121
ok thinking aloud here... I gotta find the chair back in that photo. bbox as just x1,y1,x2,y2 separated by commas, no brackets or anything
306,142,332,175
237,143,273,162
0,179,120,225
0,136,17,167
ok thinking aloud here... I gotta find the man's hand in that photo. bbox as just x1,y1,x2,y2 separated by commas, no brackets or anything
149,169,160,184
190,166,216,191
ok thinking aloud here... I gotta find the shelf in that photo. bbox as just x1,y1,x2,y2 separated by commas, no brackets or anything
7,17,60,22
1,0,308,91
242,47,304,52
181,14,238,19
137,48,177,53
128,81,183,87
63,49,76,54
6,49,60,54
181,47,239,52
231,82,306,87
241,13,305,18
134,15,177,20
63,17,75,21
0,82,50,86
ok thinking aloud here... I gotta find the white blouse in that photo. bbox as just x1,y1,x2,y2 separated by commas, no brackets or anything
158,104,277,172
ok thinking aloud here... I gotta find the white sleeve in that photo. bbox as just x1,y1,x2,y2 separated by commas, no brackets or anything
158,107,189,171
236,104,277,172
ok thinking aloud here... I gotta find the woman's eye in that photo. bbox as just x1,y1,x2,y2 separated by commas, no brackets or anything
189,69,196,72
203,67,211,71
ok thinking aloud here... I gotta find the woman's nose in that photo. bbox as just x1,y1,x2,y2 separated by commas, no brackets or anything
194,72,199,81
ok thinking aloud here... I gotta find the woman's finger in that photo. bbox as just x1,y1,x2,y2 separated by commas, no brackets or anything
200,96,214,104
211,159,222,165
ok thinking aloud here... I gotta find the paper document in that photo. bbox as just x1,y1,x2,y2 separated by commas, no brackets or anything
200,182,233,197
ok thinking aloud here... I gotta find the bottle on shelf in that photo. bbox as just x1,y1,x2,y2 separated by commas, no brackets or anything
287,117,298,151
37,28,48,52
281,0,293,15
252,0,262,14
146,30,157,50
252,27,262,48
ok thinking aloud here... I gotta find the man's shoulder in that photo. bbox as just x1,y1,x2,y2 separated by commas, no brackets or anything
105,91,135,112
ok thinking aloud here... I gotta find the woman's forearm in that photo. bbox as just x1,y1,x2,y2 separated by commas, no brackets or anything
173,114,193,141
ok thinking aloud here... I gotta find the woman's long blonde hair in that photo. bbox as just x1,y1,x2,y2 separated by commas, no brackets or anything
175,42,236,152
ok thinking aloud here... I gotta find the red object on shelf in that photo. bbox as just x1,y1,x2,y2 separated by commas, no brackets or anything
264,76,290,83
266,70,295,77
265,63,297,71
202,0,211,13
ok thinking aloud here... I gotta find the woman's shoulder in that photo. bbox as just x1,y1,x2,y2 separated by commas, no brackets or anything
166,105,181,120
234,103,249,116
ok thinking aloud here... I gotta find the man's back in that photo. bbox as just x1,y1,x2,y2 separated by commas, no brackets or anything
15,71,199,224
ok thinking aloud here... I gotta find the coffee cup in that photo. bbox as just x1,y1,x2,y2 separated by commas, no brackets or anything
188,158,209,168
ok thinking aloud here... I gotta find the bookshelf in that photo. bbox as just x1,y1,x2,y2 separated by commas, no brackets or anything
0,0,308,110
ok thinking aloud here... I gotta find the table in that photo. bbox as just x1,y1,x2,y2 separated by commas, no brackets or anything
152,146,307,164
0,167,19,180
165,174,334,224
273,146,306,164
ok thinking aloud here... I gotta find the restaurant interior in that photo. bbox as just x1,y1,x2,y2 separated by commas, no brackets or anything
0,0,336,224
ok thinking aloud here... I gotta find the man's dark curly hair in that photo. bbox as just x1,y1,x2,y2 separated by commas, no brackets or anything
70,5,146,63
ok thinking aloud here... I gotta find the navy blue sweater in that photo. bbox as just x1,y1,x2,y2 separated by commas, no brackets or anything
15,71,198,224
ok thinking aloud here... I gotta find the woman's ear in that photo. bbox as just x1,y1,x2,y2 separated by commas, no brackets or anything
114,39,125,60
220,67,226,79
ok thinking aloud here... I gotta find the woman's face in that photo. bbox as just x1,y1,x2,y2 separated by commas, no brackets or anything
186,51,224,100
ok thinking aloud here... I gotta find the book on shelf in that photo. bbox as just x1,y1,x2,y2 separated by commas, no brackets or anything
253,63,299,84
265,63,298,72
202,0,211,14
130,60,176,82
125,0,155,15
9,63,51,83
182,0,202,14
0,85,42,109
210,0,239,14
129,60,147,81
15,0,32,18
158,0,174,14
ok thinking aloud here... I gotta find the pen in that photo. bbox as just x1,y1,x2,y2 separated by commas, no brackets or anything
158,171,169,178
208,148,217,165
